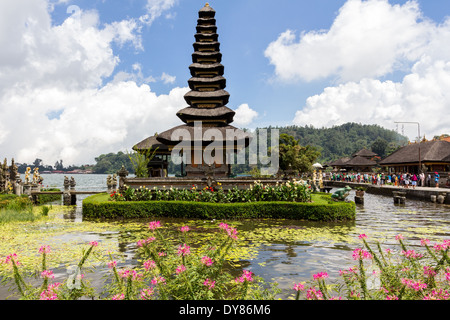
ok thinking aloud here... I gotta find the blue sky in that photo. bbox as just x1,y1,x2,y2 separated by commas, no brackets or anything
0,0,449,165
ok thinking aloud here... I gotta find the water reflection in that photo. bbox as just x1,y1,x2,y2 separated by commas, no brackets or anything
2,182,449,299
77,189,449,299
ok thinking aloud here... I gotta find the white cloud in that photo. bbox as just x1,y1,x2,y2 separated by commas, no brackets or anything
232,104,258,127
0,0,187,165
140,0,178,25
161,72,176,84
293,57,450,139
265,0,432,83
264,0,450,140
0,2,143,92
1,83,187,164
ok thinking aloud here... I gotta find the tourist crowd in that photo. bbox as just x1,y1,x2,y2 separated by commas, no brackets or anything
327,171,443,189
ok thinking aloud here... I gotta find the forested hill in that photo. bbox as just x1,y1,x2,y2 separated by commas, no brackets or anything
267,122,409,163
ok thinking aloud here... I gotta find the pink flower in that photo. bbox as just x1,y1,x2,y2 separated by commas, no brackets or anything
395,234,404,241
203,278,215,290
137,237,156,247
140,288,154,300
433,240,450,252
218,223,238,240
445,272,450,282
39,246,51,254
386,295,399,300
158,251,166,257
235,270,253,283
2,253,20,266
424,266,437,277
180,226,190,233
226,227,238,240
112,294,125,300
401,278,427,291
306,287,323,300
39,283,61,300
143,260,157,271
352,248,373,260
358,234,368,239
108,260,117,269
176,265,186,274
177,244,191,256
402,250,423,259
201,256,213,267
148,221,161,230
41,270,55,279
423,289,450,300
151,276,166,285
219,222,229,230
293,283,304,291
420,239,430,246
89,241,98,247
118,269,141,281
40,290,58,300
313,272,328,280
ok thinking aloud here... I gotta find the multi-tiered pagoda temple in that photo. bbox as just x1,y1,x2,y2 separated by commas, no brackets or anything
154,3,251,177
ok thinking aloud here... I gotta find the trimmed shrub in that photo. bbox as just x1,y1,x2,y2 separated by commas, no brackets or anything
82,193,355,221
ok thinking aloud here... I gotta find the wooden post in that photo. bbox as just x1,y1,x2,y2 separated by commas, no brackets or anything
393,191,406,205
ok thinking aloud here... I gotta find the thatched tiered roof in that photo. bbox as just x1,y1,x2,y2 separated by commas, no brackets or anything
345,155,377,167
132,135,169,154
329,148,379,171
379,140,450,165
328,157,351,167
156,3,251,148
352,148,377,159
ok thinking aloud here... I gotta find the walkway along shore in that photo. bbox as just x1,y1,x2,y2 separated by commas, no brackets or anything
324,180,450,205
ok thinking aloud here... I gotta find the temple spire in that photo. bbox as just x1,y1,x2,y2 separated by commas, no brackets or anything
155,4,252,177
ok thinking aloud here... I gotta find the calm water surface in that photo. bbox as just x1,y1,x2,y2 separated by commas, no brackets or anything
4,174,450,299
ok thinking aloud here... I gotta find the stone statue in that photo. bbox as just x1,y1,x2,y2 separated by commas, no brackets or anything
24,167,32,184
9,158,18,181
32,167,40,184
117,165,129,193
64,176,70,189
70,176,76,188
318,170,324,189
202,164,216,188
112,174,117,191
331,186,352,201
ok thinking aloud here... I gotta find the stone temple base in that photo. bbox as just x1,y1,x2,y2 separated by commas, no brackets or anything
184,164,230,178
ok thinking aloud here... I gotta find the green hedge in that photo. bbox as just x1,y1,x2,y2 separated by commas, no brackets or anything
82,193,355,221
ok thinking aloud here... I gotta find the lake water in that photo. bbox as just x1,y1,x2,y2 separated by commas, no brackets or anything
5,174,450,299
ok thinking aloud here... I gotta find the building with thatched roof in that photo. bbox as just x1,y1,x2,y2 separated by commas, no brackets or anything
344,155,378,172
155,3,251,177
379,140,450,173
132,134,171,177
328,157,351,171
352,148,378,159
329,148,379,172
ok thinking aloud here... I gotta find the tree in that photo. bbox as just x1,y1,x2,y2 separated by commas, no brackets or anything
54,160,64,170
276,133,321,173
127,148,159,178
371,138,388,158
33,158,43,167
